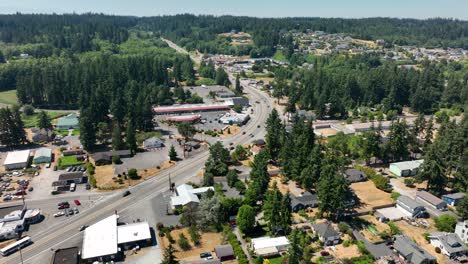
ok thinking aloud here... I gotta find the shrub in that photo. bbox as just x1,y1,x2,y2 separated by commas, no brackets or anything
178,233,191,250
435,214,457,232
404,178,415,188
167,232,175,243
86,162,95,175
356,240,369,255
128,168,140,180
189,226,201,245
338,222,351,233
390,192,401,200
23,104,35,116
112,155,122,164
343,240,351,247
387,221,401,235
223,225,248,264
423,232,430,242
356,165,392,192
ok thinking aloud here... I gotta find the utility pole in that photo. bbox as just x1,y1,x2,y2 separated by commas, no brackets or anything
18,245,24,264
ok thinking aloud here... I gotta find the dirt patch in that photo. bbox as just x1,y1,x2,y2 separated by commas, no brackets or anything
395,219,446,264
219,125,241,138
330,243,361,259
350,181,393,211
95,161,176,190
160,228,223,261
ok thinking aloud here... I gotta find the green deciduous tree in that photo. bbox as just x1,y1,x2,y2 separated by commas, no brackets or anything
236,204,256,234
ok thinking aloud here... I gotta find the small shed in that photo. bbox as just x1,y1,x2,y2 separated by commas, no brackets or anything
33,147,52,163
214,244,235,261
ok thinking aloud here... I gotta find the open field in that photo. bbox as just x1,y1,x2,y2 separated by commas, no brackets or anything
160,227,223,260
95,160,175,189
0,90,18,105
350,181,394,211
22,112,67,128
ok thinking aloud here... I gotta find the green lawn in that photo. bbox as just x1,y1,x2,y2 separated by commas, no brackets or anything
272,50,287,62
22,112,67,128
58,155,82,168
268,256,285,264
0,90,18,105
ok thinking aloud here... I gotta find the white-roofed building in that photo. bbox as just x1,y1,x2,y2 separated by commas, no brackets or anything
3,150,30,170
389,160,424,177
81,214,152,262
219,111,250,125
81,214,119,262
251,236,290,257
117,222,152,250
170,184,214,209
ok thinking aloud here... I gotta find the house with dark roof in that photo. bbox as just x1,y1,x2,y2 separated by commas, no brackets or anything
214,244,235,261
92,150,131,166
343,169,367,183
312,222,340,246
416,191,447,211
290,192,318,212
442,193,465,206
396,195,426,218
428,232,467,258
58,172,85,184
143,137,163,150
31,128,54,142
394,235,436,264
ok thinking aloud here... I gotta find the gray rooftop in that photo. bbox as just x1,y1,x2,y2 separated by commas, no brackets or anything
313,222,339,239
429,232,468,255
398,195,424,210
416,191,446,207
443,192,465,200
394,235,436,264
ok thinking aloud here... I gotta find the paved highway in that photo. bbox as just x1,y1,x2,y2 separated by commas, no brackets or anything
2,41,274,264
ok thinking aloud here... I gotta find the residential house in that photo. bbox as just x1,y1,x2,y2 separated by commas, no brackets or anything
214,245,235,261
33,147,52,164
389,160,424,177
394,235,436,264
416,191,447,211
442,193,465,206
92,150,131,166
62,149,84,156
396,195,426,218
428,232,467,258
250,236,290,257
170,184,214,209
313,222,340,246
56,113,79,130
58,172,85,184
456,221,468,243
31,128,54,142
290,192,318,212
143,137,163,150
343,169,367,183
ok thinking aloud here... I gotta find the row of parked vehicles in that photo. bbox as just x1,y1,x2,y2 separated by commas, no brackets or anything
54,200,81,217
66,166,86,172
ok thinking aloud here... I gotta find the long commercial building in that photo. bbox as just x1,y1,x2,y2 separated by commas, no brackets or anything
153,102,232,115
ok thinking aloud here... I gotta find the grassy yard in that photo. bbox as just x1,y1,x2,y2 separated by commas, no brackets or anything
268,256,285,264
272,50,287,62
55,129,80,136
0,90,18,105
22,112,67,128
58,155,82,168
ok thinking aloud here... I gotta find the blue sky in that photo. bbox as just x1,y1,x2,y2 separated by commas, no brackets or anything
0,0,466,19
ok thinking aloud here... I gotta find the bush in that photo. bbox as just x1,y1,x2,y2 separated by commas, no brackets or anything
343,240,351,247
86,162,95,175
128,168,140,180
423,232,430,242
223,225,248,264
167,233,175,243
404,178,415,188
178,233,191,250
356,165,392,192
387,221,401,235
23,104,35,116
435,214,457,232
356,240,369,255
189,226,201,245
112,155,122,164
89,175,97,188
390,192,401,200
338,222,351,233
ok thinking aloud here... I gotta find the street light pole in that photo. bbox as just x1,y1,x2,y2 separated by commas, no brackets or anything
18,245,24,264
